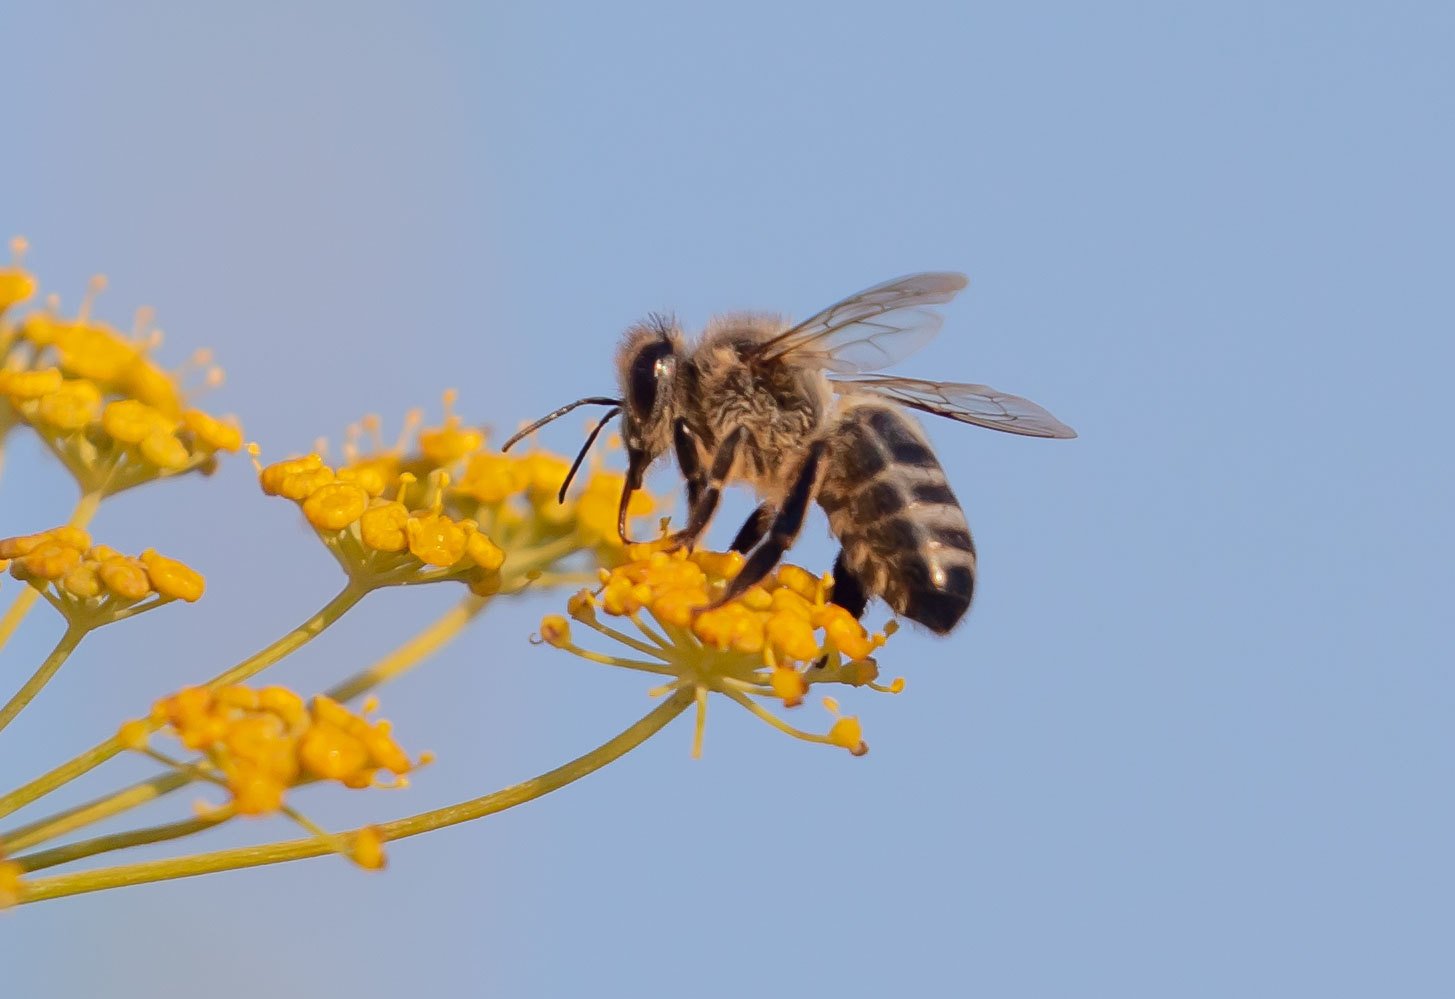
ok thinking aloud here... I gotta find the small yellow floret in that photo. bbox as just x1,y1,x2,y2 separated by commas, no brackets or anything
0,268,37,310
352,826,387,870
302,482,369,531
771,666,808,707
259,454,334,499
0,860,23,909
539,615,572,648
0,367,64,400
34,379,102,430
116,719,151,750
21,541,82,580
98,556,152,600
182,409,243,452
61,563,103,599
101,398,173,444
406,513,467,567
359,501,410,551
139,429,191,470
465,530,505,572
140,549,205,602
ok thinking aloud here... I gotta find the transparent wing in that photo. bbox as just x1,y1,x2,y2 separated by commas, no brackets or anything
836,375,1078,439
750,272,969,374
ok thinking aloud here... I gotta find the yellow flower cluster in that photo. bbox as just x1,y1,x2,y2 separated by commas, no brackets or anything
120,685,428,817
258,395,660,591
1,526,204,627
0,256,241,496
540,547,903,757
258,451,508,594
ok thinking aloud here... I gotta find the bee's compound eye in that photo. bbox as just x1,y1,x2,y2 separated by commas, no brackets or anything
628,340,674,416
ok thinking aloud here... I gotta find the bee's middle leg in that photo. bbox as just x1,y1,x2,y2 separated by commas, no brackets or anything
709,439,826,607
728,504,774,553
667,422,745,550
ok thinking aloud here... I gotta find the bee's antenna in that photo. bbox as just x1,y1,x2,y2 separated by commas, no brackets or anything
501,396,623,452
556,406,621,503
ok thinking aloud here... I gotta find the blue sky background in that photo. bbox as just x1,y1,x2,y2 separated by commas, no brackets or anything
3,2,1452,995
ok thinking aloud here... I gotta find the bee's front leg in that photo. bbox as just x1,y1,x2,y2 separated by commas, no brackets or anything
665,422,744,551
705,438,826,608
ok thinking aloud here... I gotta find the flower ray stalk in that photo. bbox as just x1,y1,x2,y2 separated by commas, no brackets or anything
0,625,86,734
13,689,693,904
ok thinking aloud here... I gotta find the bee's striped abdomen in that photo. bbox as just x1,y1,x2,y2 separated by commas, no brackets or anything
818,403,976,634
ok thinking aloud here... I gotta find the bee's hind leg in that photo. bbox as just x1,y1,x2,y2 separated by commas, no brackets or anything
706,439,826,608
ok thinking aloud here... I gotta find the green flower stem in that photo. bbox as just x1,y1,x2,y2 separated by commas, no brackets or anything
16,689,692,904
0,490,101,653
16,813,227,873
0,771,191,853
0,624,87,735
325,593,485,702
0,581,369,822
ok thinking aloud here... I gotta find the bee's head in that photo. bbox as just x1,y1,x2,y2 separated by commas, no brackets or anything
611,315,683,543
616,314,682,464
501,315,683,545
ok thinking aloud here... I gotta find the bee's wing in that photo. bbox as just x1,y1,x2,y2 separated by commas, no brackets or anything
834,375,1078,439
749,272,968,374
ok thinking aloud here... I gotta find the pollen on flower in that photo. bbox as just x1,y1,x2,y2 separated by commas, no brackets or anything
535,547,896,756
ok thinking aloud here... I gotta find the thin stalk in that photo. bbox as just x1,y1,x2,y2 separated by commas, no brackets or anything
0,625,86,734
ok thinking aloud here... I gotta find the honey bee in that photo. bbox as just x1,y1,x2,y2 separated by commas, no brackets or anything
503,273,1076,633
